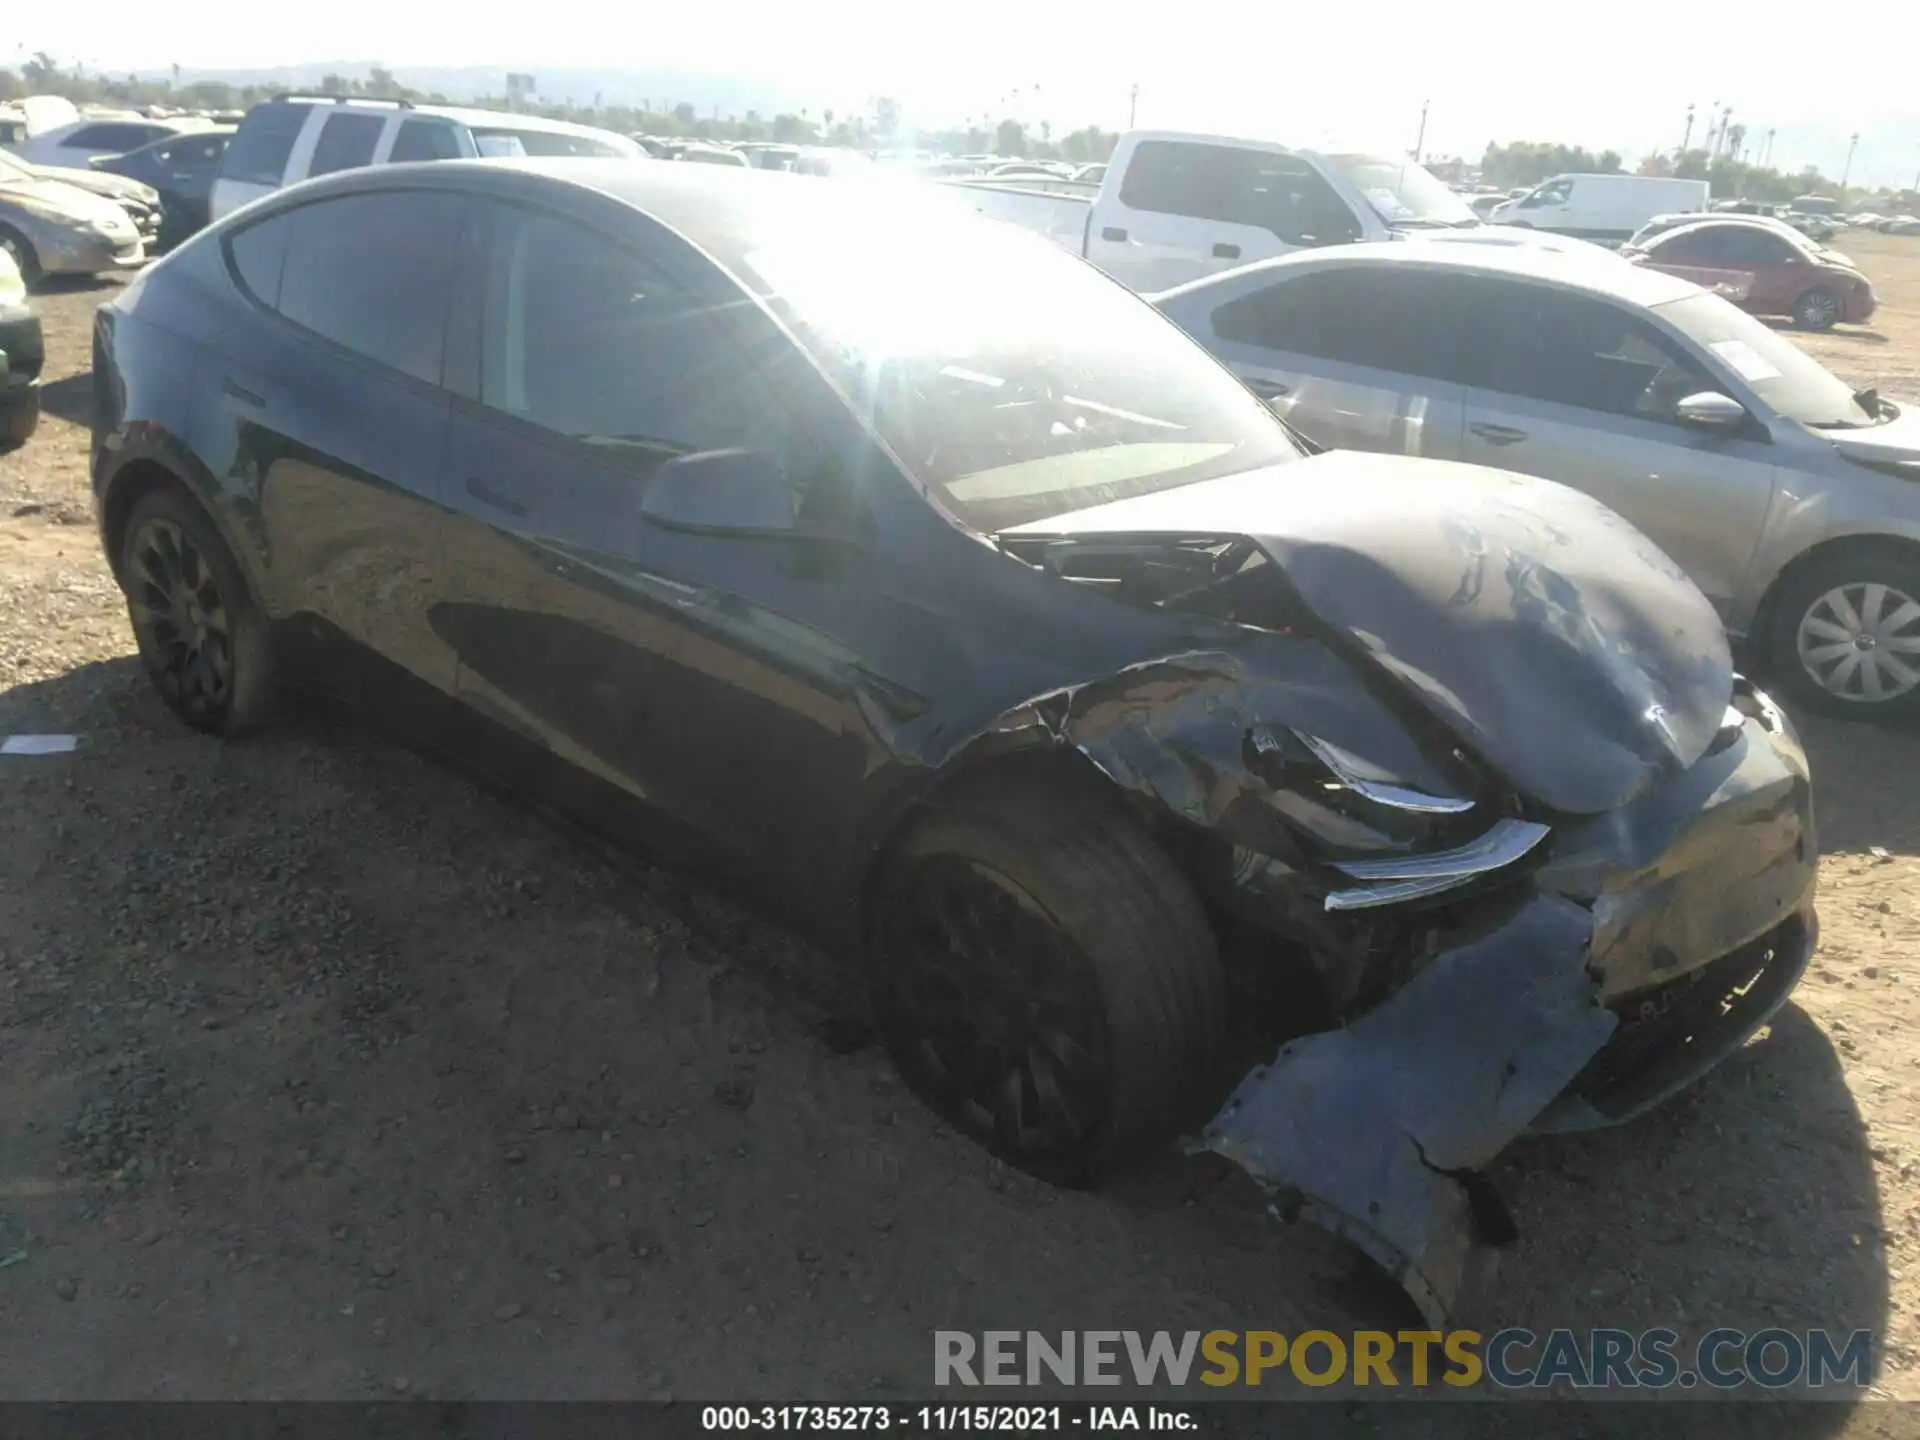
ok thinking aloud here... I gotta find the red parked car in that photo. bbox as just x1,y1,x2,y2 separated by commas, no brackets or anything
1625,218,1876,330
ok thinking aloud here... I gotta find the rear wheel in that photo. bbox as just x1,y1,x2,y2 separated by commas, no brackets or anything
0,392,37,452
1793,287,1843,331
869,777,1228,1185
118,488,277,735
1765,548,1920,720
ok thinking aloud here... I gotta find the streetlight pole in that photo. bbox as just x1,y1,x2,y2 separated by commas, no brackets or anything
1414,99,1430,162
1681,104,1695,153
1128,83,1138,129
1841,132,1859,189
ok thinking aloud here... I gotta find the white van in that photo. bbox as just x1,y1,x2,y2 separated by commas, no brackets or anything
1488,174,1710,246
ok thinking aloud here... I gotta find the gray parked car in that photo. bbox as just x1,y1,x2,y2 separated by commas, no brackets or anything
1154,246,1920,719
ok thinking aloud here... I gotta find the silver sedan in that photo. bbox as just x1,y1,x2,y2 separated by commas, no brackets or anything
1153,245,1920,720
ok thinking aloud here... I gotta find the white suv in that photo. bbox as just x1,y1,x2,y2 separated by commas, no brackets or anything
210,95,642,222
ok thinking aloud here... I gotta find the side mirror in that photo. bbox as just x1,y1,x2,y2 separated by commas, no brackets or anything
639,448,802,537
1674,391,1749,433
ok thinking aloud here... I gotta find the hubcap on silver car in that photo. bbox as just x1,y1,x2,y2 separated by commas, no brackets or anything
1797,583,1920,702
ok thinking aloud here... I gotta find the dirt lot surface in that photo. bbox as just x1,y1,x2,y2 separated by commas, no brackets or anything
5,234,1920,1427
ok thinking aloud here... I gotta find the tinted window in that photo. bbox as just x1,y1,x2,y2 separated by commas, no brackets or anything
62,125,120,148
477,205,774,454
306,113,385,178
274,192,465,383
228,214,291,307
223,104,310,186
1119,141,1360,245
1720,229,1797,264
1212,267,1472,380
390,120,462,162
1473,283,1711,421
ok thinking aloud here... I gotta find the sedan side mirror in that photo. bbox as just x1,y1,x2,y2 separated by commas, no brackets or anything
1674,391,1750,433
639,447,803,537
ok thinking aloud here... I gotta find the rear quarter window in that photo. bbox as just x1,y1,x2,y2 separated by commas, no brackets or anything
222,104,312,187
389,120,462,162
306,113,385,178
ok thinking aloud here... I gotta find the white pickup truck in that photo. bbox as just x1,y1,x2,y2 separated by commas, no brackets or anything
948,129,1589,291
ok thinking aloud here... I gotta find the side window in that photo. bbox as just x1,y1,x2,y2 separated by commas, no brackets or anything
476,205,782,459
1473,284,1710,422
1723,230,1795,265
60,125,116,149
1119,142,1359,244
1521,179,1572,209
227,213,292,307
222,105,310,186
389,120,462,163
1649,230,1714,263
272,191,466,383
306,113,385,178
1212,269,1469,381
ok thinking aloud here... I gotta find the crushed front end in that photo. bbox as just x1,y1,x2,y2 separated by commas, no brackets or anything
1198,677,1816,1326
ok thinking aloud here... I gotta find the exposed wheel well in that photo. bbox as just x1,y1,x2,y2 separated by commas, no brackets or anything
100,460,197,582
1751,534,1920,644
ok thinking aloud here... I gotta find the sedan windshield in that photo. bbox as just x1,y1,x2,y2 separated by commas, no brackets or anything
1655,291,1875,428
1325,154,1479,229
742,213,1299,532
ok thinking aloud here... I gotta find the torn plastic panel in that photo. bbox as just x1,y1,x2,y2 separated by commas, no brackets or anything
1199,893,1615,1327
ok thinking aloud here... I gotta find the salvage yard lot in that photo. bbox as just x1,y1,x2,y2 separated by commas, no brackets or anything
2,235,1920,1422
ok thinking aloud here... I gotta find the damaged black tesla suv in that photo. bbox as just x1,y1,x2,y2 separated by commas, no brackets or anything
91,161,1818,1323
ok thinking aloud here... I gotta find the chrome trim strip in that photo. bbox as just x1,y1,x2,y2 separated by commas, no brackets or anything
1326,873,1502,912
1330,817,1552,883
1295,732,1476,814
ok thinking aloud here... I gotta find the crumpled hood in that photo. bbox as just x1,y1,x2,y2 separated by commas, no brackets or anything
1005,452,1733,814
39,164,157,207
1822,401,1920,468
0,175,132,228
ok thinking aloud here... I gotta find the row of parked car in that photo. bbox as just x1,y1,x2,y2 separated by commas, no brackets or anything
76,157,1824,1326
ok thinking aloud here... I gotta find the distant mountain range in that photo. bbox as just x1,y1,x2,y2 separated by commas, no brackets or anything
137,63,1920,192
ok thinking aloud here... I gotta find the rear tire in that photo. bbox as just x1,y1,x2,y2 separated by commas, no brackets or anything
1763,547,1920,721
869,776,1228,1186
0,393,37,452
1793,287,1843,331
118,487,278,735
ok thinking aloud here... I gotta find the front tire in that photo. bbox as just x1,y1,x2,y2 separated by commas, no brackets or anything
0,393,37,452
869,777,1228,1186
1793,287,1843,331
1764,548,1920,720
118,488,277,735
0,226,41,290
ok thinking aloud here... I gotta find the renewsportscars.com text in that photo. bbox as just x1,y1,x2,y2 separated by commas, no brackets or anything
933,1328,1874,1391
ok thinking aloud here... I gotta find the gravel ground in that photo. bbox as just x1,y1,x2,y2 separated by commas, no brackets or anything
4,238,1920,1429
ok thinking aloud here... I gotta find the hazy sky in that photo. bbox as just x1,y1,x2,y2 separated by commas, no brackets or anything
12,1,1920,185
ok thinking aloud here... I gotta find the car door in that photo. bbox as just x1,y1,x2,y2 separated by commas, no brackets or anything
432,197,894,891
209,188,466,709
1640,228,1757,305
1086,140,1363,291
1194,265,1469,460
1455,277,1778,619
1720,229,1810,313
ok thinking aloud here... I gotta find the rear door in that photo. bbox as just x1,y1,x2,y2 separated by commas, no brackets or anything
1194,265,1470,459
212,103,313,219
1456,278,1778,618
209,188,467,707
1086,139,1363,291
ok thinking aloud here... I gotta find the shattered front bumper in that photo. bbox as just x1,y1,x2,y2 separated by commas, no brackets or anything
1199,693,1817,1326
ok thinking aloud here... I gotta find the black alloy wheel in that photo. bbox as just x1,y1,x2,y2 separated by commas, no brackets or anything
875,854,1113,1166
126,515,237,726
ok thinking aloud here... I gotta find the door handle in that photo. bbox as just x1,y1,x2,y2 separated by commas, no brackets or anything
221,376,266,408
1469,421,1529,446
1246,376,1291,400
1212,242,1242,259
1101,226,1128,242
465,475,530,518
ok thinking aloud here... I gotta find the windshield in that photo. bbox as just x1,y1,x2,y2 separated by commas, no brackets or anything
742,212,1299,532
470,127,635,158
1325,154,1478,229
1656,291,1874,428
